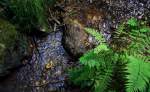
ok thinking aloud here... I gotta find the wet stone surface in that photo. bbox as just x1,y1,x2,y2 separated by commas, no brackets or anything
0,31,70,92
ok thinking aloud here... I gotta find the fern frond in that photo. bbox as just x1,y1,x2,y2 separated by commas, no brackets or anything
147,84,150,92
94,63,114,92
126,56,150,92
69,18,150,92
84,27,109,53
84,27,105,43
127,18,138,27
79,50,100,68
69,65,96,89
93,44,109,54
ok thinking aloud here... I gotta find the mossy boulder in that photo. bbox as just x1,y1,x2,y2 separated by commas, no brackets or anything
0,19,28,76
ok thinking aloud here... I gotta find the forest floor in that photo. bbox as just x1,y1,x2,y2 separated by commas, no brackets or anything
0,0,150,92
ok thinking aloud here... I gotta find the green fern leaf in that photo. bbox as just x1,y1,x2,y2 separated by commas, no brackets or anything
140,27,150,33
80,50,101,68
94,63,114,92
127,18,138,27
94,44,109,54
84,27,105,43
126,56,150,92
69,65,96,88
69,18,150,92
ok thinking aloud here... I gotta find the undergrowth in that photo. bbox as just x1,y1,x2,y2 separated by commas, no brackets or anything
0,18,17,62
10,0,48,32
0,0,55,33
69,18,150,92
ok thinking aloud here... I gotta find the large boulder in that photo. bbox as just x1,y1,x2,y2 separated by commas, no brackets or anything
0,19,28,76
62,1,104,57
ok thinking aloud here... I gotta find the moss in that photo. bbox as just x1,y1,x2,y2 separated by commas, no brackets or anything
0,19,28,76
0,18,17,63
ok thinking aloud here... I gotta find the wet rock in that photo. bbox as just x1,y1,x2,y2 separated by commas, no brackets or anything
13,31,70,92
0,19,28,76
63,2,104,57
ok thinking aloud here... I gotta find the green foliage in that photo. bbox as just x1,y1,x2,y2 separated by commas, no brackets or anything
84,28,105,43
69,50,116,92
0,19,17,74
94,63,114,92
0,19,28,76
69,66,94,88
69,18,150,92
126,56,150,92
114,17,150,92
0,18,17,53
127,18,138,27
69,28,118,92
9,0,48,32
1,0,56,32
46,0,56,7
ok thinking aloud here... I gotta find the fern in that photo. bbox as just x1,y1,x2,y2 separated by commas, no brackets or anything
147,84,150,92
127,18,138,27
126,56,150,92
69,18,150,92
94,63,114,92
79,50,101,68
84,28,106,43
69,66,94,87
118,18,150,92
